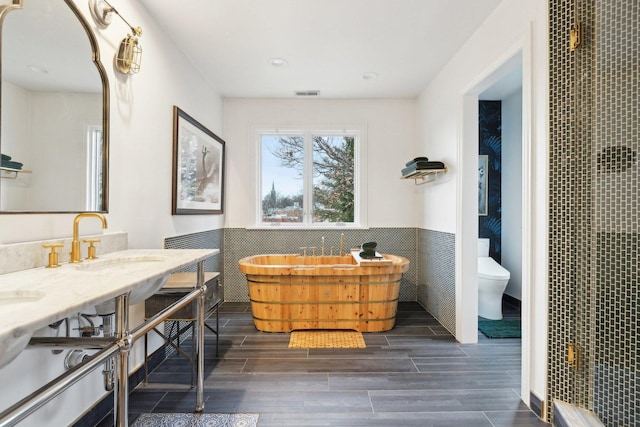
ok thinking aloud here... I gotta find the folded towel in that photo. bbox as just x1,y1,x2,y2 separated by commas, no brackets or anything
359,251,383,259
405,156,429,167
1,159,23,170
402,161,445,176
1,154,11,161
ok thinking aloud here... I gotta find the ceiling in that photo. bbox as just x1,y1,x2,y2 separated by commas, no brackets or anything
139,0,503,99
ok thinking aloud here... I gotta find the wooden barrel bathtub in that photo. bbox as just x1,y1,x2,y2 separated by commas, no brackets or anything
238,252,410,332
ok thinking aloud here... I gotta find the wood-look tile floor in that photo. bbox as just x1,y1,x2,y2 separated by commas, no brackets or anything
120,301,546,426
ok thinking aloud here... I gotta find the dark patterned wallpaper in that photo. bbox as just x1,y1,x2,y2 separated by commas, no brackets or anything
478,100,502,263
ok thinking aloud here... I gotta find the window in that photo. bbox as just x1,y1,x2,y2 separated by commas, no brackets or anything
258,128,362,226
86,125,103,211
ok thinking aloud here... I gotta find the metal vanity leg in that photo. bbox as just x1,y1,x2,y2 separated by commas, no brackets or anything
195,261,206,412
114,293,131,427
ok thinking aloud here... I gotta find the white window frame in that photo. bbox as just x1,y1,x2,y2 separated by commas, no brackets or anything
85,124,103,211
254,125,367,228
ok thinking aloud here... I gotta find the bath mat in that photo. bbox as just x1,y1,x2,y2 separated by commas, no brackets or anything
478,318,521,338
288,330,366,348
132,412,258,427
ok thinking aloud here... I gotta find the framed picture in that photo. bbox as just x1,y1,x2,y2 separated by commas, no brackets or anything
172,106,225,214
478,155,488,216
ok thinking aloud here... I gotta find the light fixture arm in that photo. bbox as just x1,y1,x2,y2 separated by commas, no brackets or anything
89,0,142,37
102,0,142,37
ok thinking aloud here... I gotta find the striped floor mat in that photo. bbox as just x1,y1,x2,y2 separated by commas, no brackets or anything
288,330,366,348
132,413,258,427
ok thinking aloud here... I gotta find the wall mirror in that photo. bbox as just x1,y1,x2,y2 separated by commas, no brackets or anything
0,0,109,213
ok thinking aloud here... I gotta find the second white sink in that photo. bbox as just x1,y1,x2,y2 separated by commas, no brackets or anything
81,256,171,315
75,255,168,272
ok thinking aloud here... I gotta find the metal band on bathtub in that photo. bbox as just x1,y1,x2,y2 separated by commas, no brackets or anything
245,279,402,286
248,297,399,305
251,315,398,323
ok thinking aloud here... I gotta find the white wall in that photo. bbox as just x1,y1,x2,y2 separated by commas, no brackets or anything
0,1,224,426
30,92,101,211
415,0,548,404
502,89,523,300
223,98,418,228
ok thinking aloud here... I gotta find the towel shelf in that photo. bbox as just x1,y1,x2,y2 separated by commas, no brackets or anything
1,167,32,179
401,168,447,185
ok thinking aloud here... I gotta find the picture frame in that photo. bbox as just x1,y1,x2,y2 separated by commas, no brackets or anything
172,106,225,215
478,155,488,216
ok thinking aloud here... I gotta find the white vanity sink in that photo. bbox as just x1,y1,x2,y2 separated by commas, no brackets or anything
0,290,45,305
75,255,168,272
0,248,218,369
77,255,172,314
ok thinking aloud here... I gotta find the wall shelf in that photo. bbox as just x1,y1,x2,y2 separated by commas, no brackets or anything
1,167,32,179
401,168,447,185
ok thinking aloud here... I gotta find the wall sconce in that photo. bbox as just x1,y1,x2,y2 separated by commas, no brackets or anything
89,0,143,74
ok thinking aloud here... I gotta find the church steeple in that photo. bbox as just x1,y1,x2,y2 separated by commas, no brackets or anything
270,181,276,205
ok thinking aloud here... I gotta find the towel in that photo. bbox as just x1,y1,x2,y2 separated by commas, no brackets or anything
1,159,23,170
402,161,445,176
405,156,429,167
1,154,11,161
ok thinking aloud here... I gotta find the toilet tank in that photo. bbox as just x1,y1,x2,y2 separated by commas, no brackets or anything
478,238,490,257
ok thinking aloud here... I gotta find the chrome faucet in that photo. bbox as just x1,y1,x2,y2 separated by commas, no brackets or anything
70,213,107,263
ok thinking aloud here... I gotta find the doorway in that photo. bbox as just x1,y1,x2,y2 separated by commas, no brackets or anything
457,39,533,405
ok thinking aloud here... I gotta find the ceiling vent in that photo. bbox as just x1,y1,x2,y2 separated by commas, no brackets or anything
295,90,320,97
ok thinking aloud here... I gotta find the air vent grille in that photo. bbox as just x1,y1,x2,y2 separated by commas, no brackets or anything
295,90,320,96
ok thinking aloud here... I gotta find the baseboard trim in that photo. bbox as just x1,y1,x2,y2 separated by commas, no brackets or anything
529,391,545,419
503,293,521,309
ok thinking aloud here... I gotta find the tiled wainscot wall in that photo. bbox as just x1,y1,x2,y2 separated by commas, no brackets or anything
223,227,457,335
165,227,457,337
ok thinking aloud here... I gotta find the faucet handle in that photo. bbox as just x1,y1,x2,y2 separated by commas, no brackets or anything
83,238,101,260
42,243,64,268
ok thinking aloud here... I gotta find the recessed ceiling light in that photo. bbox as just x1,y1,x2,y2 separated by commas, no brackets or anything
27,65,48,74
269,58,288,67
294,90,320,96
362,72,378,80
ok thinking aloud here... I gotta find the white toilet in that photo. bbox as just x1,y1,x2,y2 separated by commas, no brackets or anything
478,238,510,320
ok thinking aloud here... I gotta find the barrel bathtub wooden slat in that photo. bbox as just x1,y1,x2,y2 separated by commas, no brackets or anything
239,253,410,332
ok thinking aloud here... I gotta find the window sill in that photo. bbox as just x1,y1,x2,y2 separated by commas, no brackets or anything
248,224,369,231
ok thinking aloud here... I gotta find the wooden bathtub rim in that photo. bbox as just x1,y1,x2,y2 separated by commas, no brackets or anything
238,253,410,275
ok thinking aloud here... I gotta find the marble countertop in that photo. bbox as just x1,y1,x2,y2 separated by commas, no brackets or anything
0,248,218,369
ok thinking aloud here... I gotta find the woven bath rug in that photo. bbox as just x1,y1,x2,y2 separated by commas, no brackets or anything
478,318,521,338
132,412,258,427
288,330,366,349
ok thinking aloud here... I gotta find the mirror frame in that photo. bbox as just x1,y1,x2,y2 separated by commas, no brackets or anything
0,0,109,214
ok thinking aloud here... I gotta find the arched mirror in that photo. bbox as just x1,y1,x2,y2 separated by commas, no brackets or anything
0,0,109,213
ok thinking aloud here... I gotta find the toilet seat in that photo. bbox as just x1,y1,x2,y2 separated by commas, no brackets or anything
478,257,510,280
